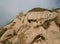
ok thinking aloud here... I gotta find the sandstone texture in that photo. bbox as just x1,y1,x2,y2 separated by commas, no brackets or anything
0,8,60,44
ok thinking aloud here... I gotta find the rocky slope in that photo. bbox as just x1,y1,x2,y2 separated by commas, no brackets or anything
0,8,60,44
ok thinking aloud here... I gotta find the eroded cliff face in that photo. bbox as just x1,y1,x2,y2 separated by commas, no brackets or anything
0,8,60,44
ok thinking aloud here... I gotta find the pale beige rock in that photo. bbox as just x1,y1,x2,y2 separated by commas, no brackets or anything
0,8,60,44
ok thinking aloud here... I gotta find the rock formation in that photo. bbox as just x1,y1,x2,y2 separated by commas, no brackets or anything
0,8,60,44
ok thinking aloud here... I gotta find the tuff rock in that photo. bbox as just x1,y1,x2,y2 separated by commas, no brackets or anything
0,8,60,44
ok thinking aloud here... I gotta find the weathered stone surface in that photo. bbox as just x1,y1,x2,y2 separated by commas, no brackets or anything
0,8,60,44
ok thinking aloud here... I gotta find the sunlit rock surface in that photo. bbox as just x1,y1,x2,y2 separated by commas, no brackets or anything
0,8,60,44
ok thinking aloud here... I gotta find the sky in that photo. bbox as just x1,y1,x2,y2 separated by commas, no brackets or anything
0,0,60,28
